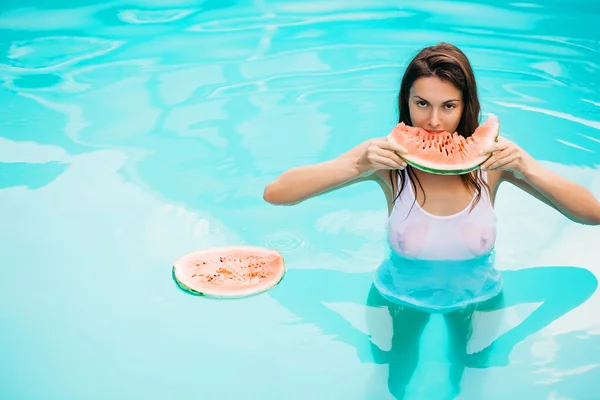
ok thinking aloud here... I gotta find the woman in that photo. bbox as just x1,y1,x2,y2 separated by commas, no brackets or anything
263,42,600,397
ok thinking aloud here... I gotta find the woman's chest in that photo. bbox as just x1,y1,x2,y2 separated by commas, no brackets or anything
387,197,497,260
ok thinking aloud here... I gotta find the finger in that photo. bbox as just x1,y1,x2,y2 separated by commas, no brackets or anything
371,154,407,170
373,154,407,169
481,155,502,170
479,141,508,156
383,137,409,154
488,155,518,171
480,147,511,169
374,147,406,166
487,153,519,171
480,154,496,170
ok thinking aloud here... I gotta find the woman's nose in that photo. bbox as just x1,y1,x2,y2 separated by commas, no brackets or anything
428,110,440,129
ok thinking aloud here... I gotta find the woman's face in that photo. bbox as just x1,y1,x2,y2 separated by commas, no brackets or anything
408,76,464,134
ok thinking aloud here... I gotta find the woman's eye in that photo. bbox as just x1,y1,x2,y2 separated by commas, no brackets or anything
417,101,427,107
445,103,456,109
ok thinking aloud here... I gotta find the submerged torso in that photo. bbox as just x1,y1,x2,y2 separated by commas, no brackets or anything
373,169,504,313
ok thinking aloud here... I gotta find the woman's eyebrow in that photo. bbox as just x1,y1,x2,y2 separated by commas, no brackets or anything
412,96,460,103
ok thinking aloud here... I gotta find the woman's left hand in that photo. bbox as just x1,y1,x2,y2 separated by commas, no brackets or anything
479,137,534,179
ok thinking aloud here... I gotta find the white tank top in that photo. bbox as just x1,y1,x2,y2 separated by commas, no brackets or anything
387,170,497,261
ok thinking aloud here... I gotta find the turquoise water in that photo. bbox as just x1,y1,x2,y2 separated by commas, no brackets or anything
1,0,600,399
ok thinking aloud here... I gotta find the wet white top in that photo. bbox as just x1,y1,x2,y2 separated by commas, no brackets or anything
387,169,497,261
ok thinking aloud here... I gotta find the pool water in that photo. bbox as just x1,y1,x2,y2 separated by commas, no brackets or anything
1,1,599,399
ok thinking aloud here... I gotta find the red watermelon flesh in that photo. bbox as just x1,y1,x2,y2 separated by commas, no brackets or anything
388,113,500,175
173,246,285,298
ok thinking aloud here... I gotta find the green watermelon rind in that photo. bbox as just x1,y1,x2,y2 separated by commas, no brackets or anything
403,153,494,175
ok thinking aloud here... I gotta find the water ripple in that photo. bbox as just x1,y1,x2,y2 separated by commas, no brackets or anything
578,134,600,145
493,101,600,131
555,139,594,153
189,15,304,32
188,10,413,32
270,1,408,14
210,63,399,98
263,230,313,258
117,8,197,24
407,0,547,30
0,4,104,31
0,36,123,73
456,28,599,54
7,73,62,90
583,99,600,107
0,137,70,163
509,3,544,8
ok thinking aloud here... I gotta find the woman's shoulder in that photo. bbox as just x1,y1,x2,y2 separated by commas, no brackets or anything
483,169,503,203
374,170,397,210
335,139,399,208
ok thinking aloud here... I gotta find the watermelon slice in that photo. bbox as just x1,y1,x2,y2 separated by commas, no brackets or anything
172,246,285,298
387,113,500,175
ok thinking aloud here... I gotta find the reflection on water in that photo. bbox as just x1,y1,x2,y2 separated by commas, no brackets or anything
1,0,600,398
269,262,598,399
0,36,123,72
117,8,196,24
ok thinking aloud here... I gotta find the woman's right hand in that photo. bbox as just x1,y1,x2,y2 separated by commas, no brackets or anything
356,138,409,177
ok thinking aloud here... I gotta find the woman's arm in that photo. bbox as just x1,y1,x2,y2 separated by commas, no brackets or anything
263,138,407,205
482,138,600,225
502,161,600,225
263,155,366,205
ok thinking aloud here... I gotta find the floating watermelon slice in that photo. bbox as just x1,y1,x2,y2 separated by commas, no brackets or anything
172,246,285,298
388,113,500,175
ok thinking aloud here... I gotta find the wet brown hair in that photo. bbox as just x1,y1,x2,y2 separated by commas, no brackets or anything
391,42,490,211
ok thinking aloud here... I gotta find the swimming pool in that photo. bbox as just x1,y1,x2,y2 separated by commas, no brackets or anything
1,0,599,398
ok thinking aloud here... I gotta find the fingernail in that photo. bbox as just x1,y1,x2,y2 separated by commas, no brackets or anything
478,150,484,155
